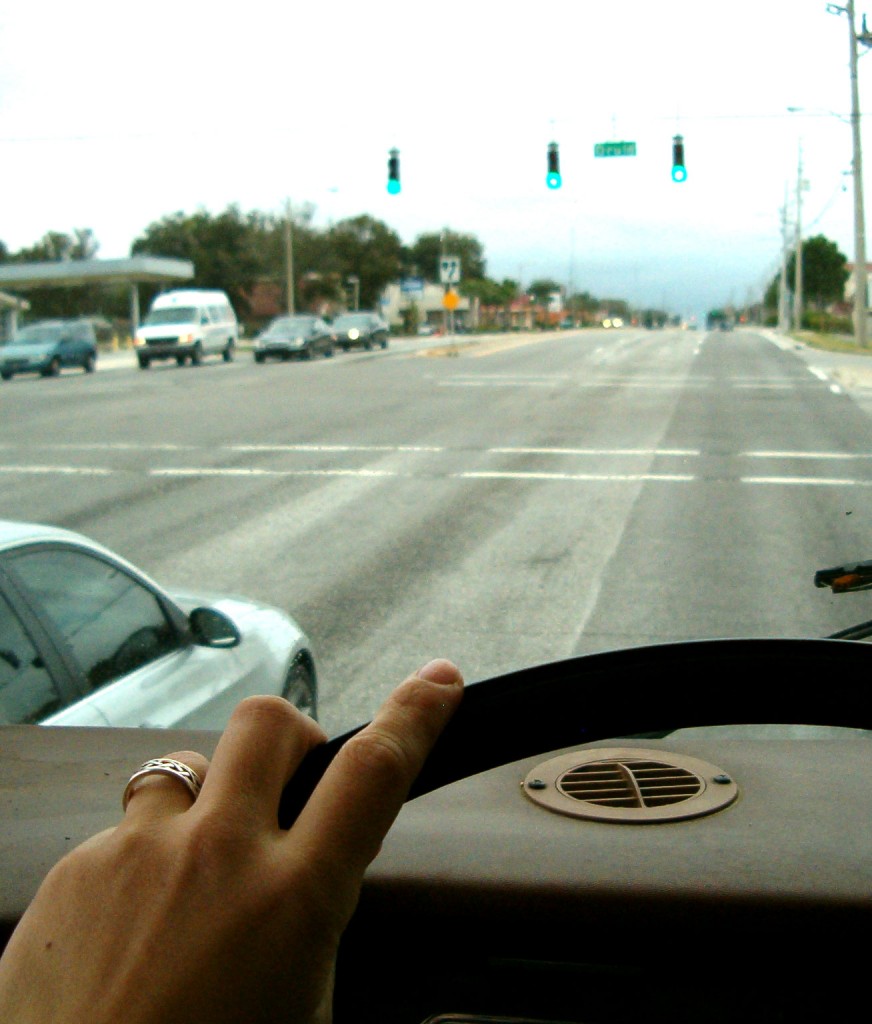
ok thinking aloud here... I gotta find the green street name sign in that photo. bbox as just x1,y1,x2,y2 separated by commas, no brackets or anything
594,141,637,158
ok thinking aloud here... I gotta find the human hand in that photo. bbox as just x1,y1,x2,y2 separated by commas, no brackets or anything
0,658,464,1024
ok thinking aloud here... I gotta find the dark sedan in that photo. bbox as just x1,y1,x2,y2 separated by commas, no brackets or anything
332,312,389,351
252,316,336,362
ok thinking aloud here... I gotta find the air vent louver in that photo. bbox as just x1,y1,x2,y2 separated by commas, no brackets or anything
524,748,737,823
558,759,703,808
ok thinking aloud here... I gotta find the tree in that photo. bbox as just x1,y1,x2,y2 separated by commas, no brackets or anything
764,273,780,312
528,278,562,306
324,215,403,309
131,206,262,314
7,228,102,318
460,277,516,306
408,230,486,282
787,234,849,309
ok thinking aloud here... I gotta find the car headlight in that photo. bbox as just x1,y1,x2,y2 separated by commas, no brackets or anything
348,328,360,340
180,333,194,344
133,336,145,347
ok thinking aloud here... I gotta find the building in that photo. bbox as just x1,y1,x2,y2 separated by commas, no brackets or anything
380,281,472,331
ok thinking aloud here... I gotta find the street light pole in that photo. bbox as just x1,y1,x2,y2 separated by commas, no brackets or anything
793,144,804,331
778,185,790,333
284,198,295,315
848,0,870,347
828,1,872,347
347,275,360,311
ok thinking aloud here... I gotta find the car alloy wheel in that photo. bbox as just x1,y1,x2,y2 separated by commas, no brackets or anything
83,353,96,373
281,657,318,719
42,357,61,378
190,343,203,366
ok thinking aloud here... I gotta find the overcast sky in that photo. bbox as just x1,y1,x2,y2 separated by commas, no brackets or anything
0,0,869,315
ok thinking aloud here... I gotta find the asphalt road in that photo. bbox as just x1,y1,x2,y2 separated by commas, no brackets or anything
3,328,872,735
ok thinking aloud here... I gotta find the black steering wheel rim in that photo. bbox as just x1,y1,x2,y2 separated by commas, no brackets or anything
278,637,872,828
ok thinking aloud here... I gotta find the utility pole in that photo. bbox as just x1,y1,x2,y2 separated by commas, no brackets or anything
778,185,790,333
828,1,872,347
792,144,804,331
284,198,295,315
849,1,871,347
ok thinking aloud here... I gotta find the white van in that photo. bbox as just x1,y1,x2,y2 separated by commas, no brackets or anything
134,290,239,369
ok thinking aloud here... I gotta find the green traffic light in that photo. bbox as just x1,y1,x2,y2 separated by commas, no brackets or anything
671,165,687,183
546,172,562,189
387,179,401,195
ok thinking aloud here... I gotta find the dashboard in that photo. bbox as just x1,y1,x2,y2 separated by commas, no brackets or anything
2,639,871,1022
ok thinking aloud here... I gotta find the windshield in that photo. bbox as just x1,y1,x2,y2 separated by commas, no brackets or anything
264,317,315,334
2,1,871,738
333,315,373,328
10,324,65,345
143,308,198,326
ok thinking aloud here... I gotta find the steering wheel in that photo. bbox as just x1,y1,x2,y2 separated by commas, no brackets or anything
278,637,872,827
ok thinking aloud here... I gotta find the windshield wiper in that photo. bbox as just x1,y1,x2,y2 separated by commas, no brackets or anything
815,560,872,639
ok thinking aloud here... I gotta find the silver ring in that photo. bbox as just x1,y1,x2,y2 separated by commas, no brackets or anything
122,758,203,811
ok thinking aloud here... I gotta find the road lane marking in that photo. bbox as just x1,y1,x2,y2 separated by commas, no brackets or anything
3,463,872,488
455,471,695,482
740,476,872,486
228,443,443,453
743,450,872,459
0,465,113,475
489,447,700,456
809,367,830,382
438,380,560,388
149,468,398,478
0,442,199,451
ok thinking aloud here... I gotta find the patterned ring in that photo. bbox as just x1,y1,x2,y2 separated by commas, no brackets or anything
122,757,203,811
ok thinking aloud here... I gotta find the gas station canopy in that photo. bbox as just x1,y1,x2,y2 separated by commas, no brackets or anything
0,256,194,332
0,256,193,291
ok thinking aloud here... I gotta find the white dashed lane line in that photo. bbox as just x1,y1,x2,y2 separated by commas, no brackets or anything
3,442,872,487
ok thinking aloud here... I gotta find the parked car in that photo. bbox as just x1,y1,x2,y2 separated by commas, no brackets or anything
133,289,239,368
253,315,336,361
332,312,389,350
0,520,317,728
0,320,97,380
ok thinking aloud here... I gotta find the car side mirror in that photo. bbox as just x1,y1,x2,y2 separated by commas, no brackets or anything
189,607,241,649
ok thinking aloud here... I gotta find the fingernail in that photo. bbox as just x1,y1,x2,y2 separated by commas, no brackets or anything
416,658,462,685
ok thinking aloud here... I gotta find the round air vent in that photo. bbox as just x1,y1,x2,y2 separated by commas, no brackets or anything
523,747,738,823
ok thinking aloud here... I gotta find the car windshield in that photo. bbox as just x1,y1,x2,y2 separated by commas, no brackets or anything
265,317,315,334
143,308,198,326
10,324,65,345
333,315,372,328
2,0,871,739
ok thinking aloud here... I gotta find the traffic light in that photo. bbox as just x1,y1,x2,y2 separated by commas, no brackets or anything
671,134,687,183
546,141,562,189
387,148,401,194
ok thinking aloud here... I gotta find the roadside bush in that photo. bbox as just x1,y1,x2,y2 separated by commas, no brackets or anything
802,310,853,334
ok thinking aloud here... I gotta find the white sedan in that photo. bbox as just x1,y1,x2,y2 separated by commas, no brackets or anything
0,520,316,728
